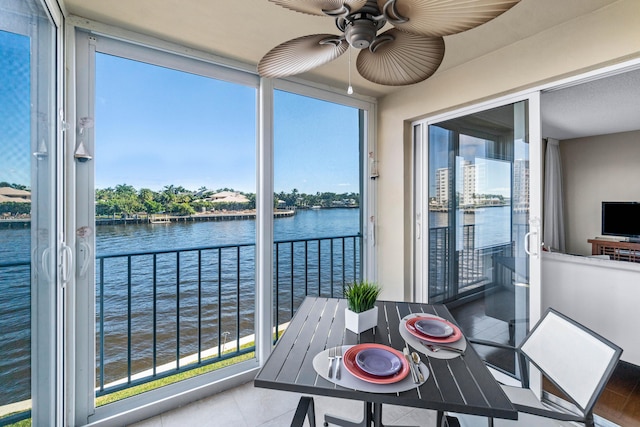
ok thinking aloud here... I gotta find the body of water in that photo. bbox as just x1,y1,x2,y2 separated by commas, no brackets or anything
430,205,527,248
0,206,523,405
0,208,360,405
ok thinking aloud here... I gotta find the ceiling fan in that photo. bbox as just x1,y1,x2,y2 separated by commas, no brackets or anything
258,0,520,86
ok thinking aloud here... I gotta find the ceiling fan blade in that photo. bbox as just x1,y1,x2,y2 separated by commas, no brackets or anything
258,34,348,78
356,28,444,85
378,0,520,37
269,0,368,16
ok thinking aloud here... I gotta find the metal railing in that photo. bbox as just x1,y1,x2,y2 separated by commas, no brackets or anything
428,223,528,303
95,233,361,395
95,241,258,395
274,235,361,340
0,233,362,423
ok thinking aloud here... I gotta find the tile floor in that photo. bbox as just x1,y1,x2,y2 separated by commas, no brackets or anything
129,381,438,427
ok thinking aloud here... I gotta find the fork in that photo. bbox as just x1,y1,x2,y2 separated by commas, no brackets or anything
334,346,342,380
328,347,335,378
421,342,464,355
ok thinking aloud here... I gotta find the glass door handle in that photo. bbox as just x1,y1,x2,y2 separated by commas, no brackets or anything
60,244,73,288
525,217,541,257
524,231,539,257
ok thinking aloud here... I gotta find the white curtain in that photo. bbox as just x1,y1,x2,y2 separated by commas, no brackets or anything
543,138,566,252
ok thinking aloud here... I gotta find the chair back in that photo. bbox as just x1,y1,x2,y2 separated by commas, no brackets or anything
519,308,622,414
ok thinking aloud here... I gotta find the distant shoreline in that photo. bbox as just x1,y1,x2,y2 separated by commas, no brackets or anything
0,207,361,229
97,209,295,226
429,203,510,211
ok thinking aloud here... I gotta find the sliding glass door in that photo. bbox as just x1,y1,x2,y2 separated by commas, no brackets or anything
0,0,61,424
415,96,541,377
72,31,260,422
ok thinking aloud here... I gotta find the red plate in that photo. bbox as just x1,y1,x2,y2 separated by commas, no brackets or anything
342,344,410,384
405,316,462,344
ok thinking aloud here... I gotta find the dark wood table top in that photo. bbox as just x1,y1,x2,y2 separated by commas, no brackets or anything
254,297,517,420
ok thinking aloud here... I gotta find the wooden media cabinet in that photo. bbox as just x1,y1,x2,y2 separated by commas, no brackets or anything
588,238,640,263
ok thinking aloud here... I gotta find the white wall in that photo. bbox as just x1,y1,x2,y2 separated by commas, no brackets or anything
375,0,640,301
561,130,640,255
542,252,640,365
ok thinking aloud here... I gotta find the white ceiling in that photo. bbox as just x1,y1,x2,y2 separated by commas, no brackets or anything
541,68,640,140
61,0,638,139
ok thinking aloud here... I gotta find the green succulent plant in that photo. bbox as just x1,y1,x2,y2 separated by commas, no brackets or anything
344,281,381,313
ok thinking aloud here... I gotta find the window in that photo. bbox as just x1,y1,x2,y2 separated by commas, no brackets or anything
72,28,374,425
272,89,364,332
92,52,258,404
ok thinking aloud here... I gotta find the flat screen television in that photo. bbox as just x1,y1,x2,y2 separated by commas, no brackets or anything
602,202,640,242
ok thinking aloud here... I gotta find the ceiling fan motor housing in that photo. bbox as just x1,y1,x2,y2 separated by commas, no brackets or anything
345,13,382,49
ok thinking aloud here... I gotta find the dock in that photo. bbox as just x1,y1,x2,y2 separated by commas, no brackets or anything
95,210,295,226
0,210,297,228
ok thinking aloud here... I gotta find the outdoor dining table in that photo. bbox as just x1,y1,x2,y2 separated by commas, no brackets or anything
254,297,518,427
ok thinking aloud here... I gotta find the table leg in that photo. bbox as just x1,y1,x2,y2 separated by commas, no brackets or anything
371,402,418,427
291,396,316,427
324,401,418,427
324,401,372,427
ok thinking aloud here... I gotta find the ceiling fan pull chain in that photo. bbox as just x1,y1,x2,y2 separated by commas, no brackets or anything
382,0,408,25
347,47,354,95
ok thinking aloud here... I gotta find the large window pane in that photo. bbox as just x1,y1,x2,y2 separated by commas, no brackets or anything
94,53,256,403
273,90,363,330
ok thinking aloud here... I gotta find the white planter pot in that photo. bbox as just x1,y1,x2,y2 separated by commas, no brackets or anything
345,306,378,334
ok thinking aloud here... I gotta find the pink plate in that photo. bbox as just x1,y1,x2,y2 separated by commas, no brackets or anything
343,344,410,384
405,315,462,344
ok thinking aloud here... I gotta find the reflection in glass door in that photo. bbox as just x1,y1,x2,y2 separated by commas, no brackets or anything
427,101,530,376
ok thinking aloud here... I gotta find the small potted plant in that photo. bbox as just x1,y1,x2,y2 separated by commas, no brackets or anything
343,280,381,334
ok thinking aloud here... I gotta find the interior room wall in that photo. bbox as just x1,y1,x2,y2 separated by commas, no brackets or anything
560,130,640,255
374,0,640,300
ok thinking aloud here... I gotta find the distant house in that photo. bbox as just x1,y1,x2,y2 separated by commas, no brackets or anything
0,187,31,203
207,191,249,204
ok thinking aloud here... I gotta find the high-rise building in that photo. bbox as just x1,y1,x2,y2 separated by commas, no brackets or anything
461,160,477,207
514,159,530,211
436,167,449,206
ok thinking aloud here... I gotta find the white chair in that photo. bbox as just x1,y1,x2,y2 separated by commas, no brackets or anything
449,308,622,427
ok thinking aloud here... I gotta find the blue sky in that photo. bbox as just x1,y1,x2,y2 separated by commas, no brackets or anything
0,30,30,186
95,53,360,194
0,37,361,193
274,90,360,194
